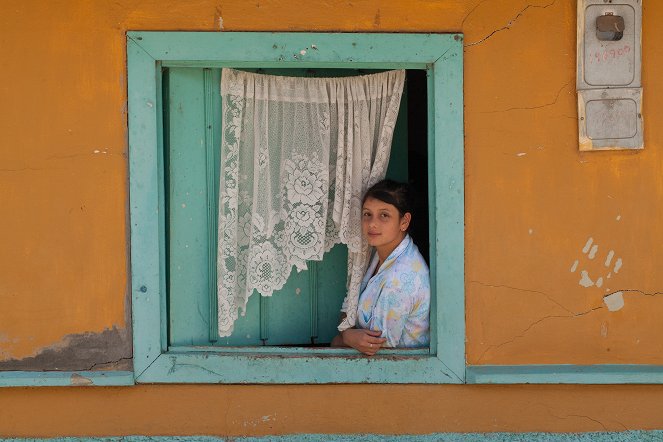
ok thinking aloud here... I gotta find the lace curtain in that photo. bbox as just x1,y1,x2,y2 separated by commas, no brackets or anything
217,68,405,337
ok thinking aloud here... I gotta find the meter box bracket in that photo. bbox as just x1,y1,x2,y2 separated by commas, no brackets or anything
577,0,643,151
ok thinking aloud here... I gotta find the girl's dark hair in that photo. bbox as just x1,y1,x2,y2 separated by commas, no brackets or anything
362,179,414,218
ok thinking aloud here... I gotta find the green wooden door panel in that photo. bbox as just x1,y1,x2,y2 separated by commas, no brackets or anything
313,244,350,344
262,267,313,345
166,67,210,346
167,67,408,347
167,67,262,346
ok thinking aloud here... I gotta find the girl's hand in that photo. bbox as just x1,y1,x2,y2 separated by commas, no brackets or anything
341,329,386,356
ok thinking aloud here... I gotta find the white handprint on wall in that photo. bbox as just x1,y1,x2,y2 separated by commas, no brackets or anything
570,236,622,290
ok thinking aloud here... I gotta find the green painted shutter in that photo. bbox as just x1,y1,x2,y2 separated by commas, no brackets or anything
166,67,408,347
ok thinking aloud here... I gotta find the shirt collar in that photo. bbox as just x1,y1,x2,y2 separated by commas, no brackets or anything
377,234,411,274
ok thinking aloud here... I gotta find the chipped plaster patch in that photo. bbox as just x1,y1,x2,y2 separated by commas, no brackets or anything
0,326,132,371
604,291,624,312
70,373,94,386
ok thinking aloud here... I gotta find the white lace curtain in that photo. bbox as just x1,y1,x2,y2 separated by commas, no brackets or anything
217,68,405,337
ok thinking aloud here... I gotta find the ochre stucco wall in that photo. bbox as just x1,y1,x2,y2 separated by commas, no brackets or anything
1,0,662,436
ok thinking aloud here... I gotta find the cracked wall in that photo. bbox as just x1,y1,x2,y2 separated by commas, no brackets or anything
463,0,663,366
1,0,663,436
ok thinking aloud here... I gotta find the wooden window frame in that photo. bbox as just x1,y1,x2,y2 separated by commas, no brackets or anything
127,31,465,383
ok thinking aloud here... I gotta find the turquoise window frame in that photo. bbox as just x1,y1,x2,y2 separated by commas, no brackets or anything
127,31,465,383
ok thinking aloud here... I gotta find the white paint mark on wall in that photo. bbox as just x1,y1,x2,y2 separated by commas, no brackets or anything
528,229,533,235
600,322,608,338
516,152,527,157
219,16,224,30
570,260,579,272
300,49,307,56
573,238,624,290
311,44,318,50
242,414,276,428
616,215,621,221
295,287,301,295
614,258,623,274
604,291,624,311
579,270,594,287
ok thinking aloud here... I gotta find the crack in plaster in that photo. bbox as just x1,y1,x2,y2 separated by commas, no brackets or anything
610,289,663,298
465,0,557,47
87,356,134,371
476,307,603,364
602,289,663,312
477,81,572,114
470,280,576,315
461,0,491,28
539,403,629,431
548,410,609,431
0,167,51,173
47,152,126,160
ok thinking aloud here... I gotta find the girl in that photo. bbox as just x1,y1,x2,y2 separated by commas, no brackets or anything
332,180,430,355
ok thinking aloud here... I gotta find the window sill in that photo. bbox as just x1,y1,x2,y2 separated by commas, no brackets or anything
167,345,430,356
136,350,457,384
0,370,134,387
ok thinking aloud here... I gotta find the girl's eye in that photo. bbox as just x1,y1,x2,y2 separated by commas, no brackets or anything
380,213,389,218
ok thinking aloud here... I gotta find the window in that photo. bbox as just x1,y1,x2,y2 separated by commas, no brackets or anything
128,32,464,383
167,67,423,348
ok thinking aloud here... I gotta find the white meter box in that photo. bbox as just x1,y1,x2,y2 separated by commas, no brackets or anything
578,88,642,151
576,0,643,151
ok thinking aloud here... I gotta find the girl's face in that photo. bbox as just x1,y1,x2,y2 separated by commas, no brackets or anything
361,197,411,251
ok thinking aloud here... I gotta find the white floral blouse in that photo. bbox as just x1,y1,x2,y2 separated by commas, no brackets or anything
356,235,430,348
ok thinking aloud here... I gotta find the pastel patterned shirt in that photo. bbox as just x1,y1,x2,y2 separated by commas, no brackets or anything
356,235,430,348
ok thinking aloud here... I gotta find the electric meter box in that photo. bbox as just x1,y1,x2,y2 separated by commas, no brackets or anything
576,0,643,151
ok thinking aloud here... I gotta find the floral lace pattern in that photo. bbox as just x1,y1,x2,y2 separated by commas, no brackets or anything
217,68,405,337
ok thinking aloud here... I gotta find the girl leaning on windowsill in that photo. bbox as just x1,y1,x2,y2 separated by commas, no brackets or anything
331,179,430,356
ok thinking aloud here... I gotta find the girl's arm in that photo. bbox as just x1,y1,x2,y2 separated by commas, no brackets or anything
330,314,386,355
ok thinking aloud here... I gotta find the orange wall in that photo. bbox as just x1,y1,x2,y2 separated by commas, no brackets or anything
1,0,663,435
